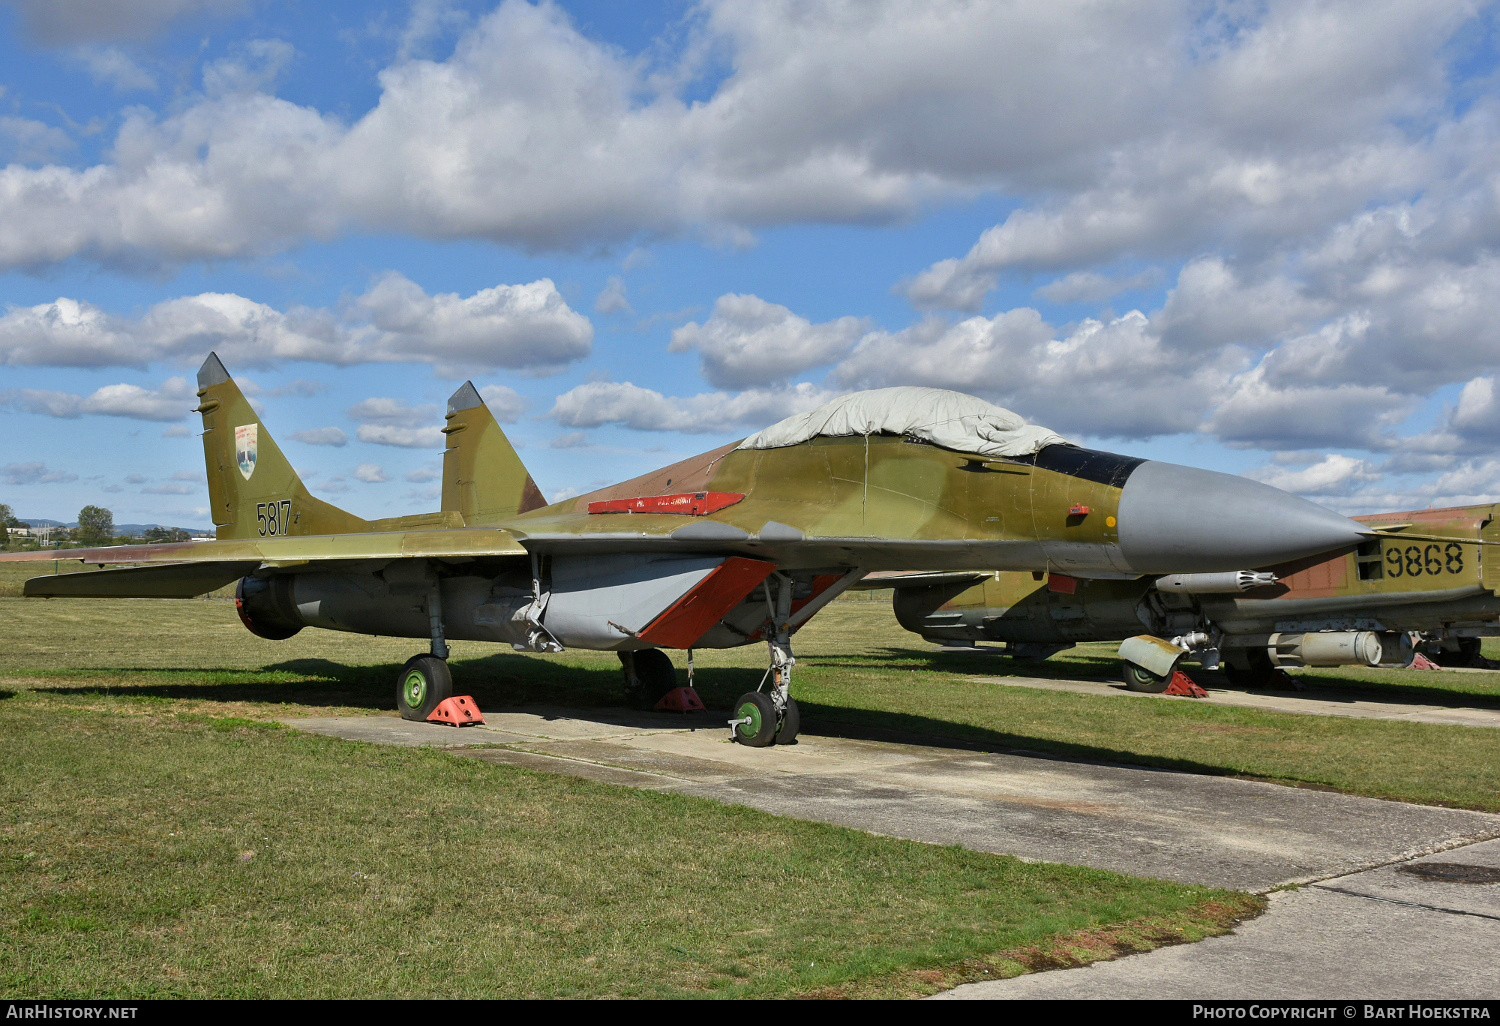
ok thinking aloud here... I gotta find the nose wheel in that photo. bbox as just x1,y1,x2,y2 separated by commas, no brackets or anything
730,615,802,746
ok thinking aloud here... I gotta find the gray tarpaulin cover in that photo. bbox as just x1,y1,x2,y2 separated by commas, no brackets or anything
737,387,1068,457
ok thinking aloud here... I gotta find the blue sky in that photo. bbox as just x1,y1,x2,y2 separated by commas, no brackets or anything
2,0,1499,528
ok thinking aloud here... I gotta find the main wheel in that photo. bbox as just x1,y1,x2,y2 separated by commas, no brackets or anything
622,649,677,709
1432,637,1481,667
1122,660,1172,693
1222,648,1274,689
774,697,801,745
731,691,777,747
397,654,452,720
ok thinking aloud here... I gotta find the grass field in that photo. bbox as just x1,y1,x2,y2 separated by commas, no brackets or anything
2,562,1497,997
0,585,1261,998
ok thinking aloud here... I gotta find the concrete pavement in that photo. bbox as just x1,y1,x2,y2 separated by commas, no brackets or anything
934,838,1500,1000
965,673,1500,729
290,708,1500,892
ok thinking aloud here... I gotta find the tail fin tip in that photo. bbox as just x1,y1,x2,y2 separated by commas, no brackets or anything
198,352,230,389
447,381,483,416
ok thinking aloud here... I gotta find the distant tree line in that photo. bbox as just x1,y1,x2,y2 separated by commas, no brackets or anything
0,504,196,550
0,504,23,548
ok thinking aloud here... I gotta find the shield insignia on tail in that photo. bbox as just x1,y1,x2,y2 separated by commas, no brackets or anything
235,424,258,480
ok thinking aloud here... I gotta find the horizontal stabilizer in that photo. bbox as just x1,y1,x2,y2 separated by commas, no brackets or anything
25,561,262,598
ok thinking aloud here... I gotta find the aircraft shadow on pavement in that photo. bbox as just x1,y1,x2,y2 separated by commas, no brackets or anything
23,654,773,715
20,653,1254,777
847,646,1500,711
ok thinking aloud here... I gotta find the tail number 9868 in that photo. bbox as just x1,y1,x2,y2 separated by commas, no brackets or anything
1385,541,1464,578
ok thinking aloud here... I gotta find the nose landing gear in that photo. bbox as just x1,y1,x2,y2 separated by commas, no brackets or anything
730,575,801,747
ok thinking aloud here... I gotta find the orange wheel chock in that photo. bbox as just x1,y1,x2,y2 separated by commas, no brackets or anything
427,695,485,726
1163,670,1209,698
654,686,707,713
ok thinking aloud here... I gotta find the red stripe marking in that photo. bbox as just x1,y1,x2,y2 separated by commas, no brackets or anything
636,556,776,649
587,491,745,516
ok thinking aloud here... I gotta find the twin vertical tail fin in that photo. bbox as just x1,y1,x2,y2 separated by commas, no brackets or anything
442,382,547,524
196,353,368,540
196,354,543,539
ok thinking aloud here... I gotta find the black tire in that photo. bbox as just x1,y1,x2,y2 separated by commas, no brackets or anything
774,697,801,745
731,691,778,747
1222,648,1274,689
397,654,452,720
1122,660,1172,693
622,649,677,709
1432,638,1481,667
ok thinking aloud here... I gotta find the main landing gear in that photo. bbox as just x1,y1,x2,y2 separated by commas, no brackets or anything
398,577,453,721
730,574,801,747
619,649,679,710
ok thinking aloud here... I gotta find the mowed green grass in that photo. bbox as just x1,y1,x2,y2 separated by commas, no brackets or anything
0,592,1255,999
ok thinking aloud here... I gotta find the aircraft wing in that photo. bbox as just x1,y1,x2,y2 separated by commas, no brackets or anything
0,527,529,598
0,527,527,568
24,560,265,598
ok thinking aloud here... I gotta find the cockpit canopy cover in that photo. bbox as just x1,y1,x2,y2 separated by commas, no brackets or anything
736,387,1069,458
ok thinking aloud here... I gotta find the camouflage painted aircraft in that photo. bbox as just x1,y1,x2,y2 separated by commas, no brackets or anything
878,504,1500,689
1,354,1373,744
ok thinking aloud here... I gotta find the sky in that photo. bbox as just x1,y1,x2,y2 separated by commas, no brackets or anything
2,0,1500,528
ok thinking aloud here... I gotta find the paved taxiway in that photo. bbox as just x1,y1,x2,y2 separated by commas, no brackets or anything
936,837,1500,1000
966,672,1500,729
289,706,1500,998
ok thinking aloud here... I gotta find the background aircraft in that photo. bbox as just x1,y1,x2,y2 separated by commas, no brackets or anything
878,503,1500,689
3,355,1374,745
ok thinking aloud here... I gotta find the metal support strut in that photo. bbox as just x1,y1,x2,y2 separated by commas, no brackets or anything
765,573,795,713
522,550,563,653
427,577,449,661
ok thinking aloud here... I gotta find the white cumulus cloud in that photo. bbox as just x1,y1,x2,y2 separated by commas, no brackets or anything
0,376,195,421
0,275,591,375
669,293,868,389
548,380,834,434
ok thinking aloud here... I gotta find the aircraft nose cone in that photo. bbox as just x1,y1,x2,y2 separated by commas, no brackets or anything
1116,461,1367,574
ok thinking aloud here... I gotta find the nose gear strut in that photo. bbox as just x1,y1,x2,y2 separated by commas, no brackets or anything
730,574,801,746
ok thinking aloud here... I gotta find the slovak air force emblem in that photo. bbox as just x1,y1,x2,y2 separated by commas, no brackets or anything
235,424,258,480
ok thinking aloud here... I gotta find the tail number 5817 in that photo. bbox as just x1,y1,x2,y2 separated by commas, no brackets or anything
256,500,292,537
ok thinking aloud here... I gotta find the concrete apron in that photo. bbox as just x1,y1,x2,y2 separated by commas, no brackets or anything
290,709,1500,999
290,708,1500,892
934,837,1500,1001
967,673,1500,729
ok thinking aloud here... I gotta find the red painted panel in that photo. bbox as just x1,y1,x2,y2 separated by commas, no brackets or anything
637,556,777,649
587,491,745,516
1047,573,1078,594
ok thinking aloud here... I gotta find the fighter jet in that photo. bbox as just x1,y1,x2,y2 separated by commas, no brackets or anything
0,354,1370,745
878,502,1500,688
